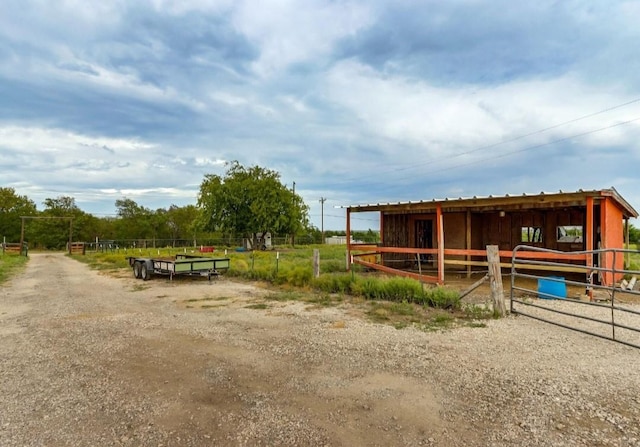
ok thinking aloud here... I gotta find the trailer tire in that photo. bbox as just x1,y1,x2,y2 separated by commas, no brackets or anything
133,261,142,279
141,261,152,281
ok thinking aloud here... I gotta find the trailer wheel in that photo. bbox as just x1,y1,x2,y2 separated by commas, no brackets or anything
133,261,142,279
140,262,152,281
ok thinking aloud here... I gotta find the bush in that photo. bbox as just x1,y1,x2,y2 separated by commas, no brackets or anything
312,273,354,294
321,260,346,273
420,286,460,309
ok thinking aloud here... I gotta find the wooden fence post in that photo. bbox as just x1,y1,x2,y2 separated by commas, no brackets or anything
313,249,320,278
487,245,506,316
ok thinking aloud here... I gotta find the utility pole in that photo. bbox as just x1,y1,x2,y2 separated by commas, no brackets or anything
319,197,326,244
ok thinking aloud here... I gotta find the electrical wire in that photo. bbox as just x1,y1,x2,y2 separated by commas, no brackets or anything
326,97,640,187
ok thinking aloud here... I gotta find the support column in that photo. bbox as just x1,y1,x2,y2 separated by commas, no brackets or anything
20,217,25,256
585,197,594,300
466,210,472,278
437,204,444,284
68,219,73,255
585,197,594,255
346,208,352,271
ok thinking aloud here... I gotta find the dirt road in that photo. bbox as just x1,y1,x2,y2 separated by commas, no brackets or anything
1,253,639,446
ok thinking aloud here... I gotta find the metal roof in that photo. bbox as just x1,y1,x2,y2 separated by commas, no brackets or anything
341,187,638,218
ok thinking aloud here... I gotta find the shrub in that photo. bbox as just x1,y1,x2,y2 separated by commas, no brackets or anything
321,260,346,274
420,286,460,309
312,273,353,294
289,266,313,287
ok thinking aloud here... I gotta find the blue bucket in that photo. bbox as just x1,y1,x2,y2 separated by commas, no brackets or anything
538,276,567,299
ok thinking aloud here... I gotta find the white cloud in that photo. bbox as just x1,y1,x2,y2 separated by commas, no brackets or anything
325,61,640,167
194,157,226,167
0,126,153,154
231,0,374,76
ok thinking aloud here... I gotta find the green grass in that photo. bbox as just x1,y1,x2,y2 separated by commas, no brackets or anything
0,253,29,284
626,246,640,272
245,303,269,310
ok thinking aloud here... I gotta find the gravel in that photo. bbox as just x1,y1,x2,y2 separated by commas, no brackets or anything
1,253,639,446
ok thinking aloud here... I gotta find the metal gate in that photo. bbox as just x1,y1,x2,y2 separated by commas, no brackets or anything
510,245,640,349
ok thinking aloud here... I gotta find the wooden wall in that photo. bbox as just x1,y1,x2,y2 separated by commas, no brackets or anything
381,214,411,267
383,207,590,254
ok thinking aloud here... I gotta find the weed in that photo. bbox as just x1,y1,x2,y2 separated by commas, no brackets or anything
184,297,214,303
246,303,269,310
420,312,455,332
389,300,416,316
368,306,391,321
266,291,304,301
306,293,336,307
462,304,494,320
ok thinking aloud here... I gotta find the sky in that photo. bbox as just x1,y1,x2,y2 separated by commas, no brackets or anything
2,0,640,231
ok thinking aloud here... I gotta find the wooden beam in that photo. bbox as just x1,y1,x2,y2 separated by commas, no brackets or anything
437,203,444,284
353,258,440,283
466,210,472,278
443,259,589,273
346,208,351,271
487,245,506,316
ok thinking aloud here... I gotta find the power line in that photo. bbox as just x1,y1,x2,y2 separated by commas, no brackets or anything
327,97,640,187
402,116,640,178
389,97,640,174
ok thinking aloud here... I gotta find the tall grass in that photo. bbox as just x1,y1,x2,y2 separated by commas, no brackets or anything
224,247,459,309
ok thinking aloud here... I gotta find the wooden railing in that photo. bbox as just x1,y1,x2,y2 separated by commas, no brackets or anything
348,244,589,284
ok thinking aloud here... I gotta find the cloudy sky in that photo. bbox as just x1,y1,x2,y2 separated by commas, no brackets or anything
2,0,640,230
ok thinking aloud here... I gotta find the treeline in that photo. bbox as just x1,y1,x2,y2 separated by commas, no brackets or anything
0,189,203,249
0,187,379,250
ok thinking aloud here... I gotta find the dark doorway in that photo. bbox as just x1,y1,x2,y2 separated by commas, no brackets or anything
415,219,433,264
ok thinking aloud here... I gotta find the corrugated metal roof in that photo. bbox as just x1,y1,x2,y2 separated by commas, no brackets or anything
340,188,638,218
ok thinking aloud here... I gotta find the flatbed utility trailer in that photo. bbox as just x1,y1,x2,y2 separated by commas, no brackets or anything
126,254,230,281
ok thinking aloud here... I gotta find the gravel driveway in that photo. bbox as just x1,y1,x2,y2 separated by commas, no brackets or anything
1,253,639,446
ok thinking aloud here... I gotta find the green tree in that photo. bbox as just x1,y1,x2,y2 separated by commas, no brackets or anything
32,196,94,249
114,198,152,241
167,204,199,246
629,223,640,245
197,161,309,244
0,188,37,242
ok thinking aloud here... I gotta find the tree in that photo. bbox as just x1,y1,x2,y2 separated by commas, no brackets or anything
167,204,199,246
39,197,75,248
114,198,153,241
629,223,640,245
197,161,309,244
0,187,37,242
32,196,93,249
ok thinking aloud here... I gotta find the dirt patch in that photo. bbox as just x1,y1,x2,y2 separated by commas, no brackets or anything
1,253,639,446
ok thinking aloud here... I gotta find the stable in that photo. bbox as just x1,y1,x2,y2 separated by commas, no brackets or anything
345,188,638,285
